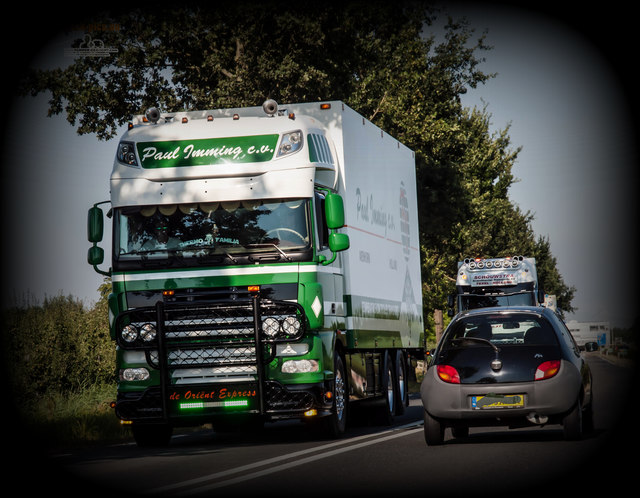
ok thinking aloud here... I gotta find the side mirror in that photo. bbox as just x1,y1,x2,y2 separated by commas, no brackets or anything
324,193,345,229
537,288,546,305
584,342,599,352
87,202,111,277
328,232,350,253
87,245,104,266
88,206,104,243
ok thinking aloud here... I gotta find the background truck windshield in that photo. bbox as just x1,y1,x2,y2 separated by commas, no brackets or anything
115,199,311,263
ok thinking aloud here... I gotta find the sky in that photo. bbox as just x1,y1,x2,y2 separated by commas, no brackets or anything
2,4,637,328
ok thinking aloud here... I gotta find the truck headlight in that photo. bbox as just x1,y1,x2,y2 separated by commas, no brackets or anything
117,141,138,166
140,323,157,342
282,359,319,374
121,324,138,343
277,130,303,157
282,316,301,335
262,317,280,337
120,368,150,381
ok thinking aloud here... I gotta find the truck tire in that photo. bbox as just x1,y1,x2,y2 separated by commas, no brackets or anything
323,353,348,437
395,350,408,416
132,423,173,447
376,351,396,425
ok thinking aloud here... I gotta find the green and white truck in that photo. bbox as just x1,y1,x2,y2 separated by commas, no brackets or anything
87,100,424,446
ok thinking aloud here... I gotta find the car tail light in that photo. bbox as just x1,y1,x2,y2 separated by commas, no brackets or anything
437,365,461,384
534,360,561,381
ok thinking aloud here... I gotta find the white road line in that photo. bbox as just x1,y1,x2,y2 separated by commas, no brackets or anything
148,421,423,495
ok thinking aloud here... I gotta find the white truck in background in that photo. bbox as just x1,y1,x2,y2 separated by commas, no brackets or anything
448,256,545,316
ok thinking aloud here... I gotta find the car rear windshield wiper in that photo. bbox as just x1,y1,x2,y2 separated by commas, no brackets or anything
451,337,501,353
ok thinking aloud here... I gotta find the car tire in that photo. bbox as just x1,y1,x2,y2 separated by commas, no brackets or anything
582,393,595,434
423,409,444,446
563,398,583,441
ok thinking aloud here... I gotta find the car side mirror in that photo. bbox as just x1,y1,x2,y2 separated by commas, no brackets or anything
584,342,599,352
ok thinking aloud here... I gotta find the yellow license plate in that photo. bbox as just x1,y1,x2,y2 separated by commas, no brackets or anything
471,394,525,410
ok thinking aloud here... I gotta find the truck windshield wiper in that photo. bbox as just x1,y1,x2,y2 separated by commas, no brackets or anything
451,337,500,353
244,243,292,261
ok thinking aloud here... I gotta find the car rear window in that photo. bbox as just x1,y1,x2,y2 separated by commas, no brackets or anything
444,313,558,347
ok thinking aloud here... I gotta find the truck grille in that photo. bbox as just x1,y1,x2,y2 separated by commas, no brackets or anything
116,299,305,385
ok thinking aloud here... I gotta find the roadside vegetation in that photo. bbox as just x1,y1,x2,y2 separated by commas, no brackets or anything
1,283,130,447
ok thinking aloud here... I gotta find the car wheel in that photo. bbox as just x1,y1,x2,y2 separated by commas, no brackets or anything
563,397,583,441
582,393,595,434
423,409,444,446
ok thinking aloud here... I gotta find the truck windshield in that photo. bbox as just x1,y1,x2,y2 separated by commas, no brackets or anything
460,291,536,311
114,199,311,265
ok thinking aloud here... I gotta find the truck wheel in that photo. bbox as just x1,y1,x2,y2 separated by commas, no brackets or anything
376,351,396,425
395,351,408,416
132,424,173,447
323,353,348,437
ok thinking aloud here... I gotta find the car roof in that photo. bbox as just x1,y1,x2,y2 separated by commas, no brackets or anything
454,306,553,320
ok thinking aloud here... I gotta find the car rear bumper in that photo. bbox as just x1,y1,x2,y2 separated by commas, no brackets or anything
420,360,580,422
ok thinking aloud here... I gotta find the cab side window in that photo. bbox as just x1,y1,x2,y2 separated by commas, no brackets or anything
314,191,329,250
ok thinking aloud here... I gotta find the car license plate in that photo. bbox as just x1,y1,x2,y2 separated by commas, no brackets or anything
471,394,525,410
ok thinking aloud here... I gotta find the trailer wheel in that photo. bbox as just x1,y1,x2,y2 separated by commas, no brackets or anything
395,351,408,416
376,351,396,425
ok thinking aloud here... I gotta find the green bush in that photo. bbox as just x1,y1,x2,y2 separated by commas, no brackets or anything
2,282,114,402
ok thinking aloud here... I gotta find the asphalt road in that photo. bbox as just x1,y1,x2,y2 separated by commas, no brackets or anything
41,355,636,497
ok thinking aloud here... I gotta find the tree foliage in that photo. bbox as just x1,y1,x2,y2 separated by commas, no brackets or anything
19,4,575,337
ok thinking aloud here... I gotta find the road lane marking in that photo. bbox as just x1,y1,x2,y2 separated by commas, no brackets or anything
149,421,423,495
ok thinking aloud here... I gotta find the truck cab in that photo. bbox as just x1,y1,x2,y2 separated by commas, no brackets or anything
448,256,545,316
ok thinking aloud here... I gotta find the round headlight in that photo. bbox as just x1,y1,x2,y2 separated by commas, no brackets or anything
140,323,157,342
262,317,280,337
282,316,301,335
121,324,138,342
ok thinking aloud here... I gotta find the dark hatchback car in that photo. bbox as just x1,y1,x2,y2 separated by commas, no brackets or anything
421,306,594,445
